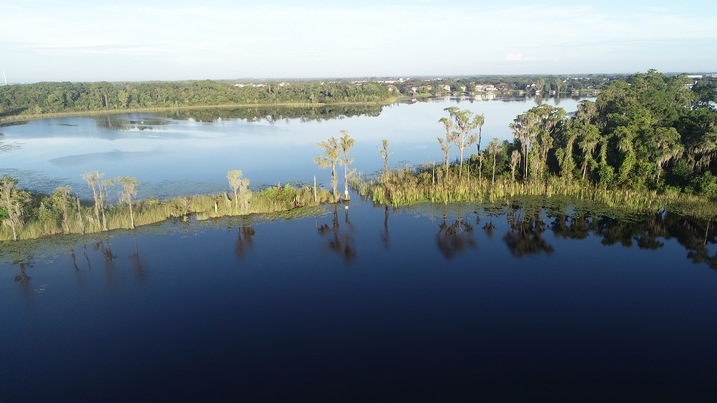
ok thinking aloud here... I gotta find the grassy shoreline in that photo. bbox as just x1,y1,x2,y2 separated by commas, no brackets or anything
0,184,334,243
354,167,717,219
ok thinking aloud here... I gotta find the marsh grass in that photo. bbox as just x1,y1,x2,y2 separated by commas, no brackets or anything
355,166,717,218
0,184,333,242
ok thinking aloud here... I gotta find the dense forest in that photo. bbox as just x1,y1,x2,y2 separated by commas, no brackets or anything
0,80,394,118
0,74,639,120
360,70,717,208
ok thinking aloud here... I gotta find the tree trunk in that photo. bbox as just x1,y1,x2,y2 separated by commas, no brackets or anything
128,199,135,229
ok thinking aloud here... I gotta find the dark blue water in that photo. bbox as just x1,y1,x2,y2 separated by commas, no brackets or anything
2,196,717,401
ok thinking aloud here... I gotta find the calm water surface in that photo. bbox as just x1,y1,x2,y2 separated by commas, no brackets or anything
2,98,717,400
1,195,717,401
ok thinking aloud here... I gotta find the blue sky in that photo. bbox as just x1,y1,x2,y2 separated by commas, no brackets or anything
2,0,716,82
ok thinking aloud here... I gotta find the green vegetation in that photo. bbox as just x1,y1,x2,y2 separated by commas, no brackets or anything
0,80,394,121
0,171,332,242
357,70,717,217
2,70,716,242
0,74,638,122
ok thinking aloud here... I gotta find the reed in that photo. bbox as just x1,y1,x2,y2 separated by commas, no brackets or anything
355,167,717,217
0,184,333,242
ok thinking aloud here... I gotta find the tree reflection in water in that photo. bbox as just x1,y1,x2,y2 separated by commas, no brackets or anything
381,206,390,250
436,214,476,260
503,204,554,257
318,205,356,263
234,225,256,258
13,257,33,285
130,235,147,281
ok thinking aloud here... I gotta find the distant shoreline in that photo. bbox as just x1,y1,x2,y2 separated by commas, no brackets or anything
0,99,401,125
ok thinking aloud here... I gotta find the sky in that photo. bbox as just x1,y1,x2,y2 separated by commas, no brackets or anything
1,0,716,83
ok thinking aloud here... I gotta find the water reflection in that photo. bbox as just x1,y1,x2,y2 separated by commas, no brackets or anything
436,214,476,260
4,201,717,288
130,235,147,280
157,104,384,123
13,257,32,285
94,115,171,131
318,205,356,263
503,205,554,257
234,225,256,258
381,206,390,250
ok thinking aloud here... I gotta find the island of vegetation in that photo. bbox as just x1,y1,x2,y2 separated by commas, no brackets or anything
357,70,717,216
1,70,716,243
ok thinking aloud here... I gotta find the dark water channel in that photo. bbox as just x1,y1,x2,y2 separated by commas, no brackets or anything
2,195,717,401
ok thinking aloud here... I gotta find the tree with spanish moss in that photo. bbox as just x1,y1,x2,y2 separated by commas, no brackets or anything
315,136,340,203
339,130,355,201
117,177,139,229
443,107,484,180
81,171,103,229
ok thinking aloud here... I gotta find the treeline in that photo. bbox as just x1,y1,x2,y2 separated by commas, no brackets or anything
359,70,717,211
391,74,631,97
0,80,393,118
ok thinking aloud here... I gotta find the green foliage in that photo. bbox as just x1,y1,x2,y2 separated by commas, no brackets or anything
0,80,395,121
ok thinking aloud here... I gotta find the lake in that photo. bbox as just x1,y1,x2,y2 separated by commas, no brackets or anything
0,96,581,199
2,98,717,401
